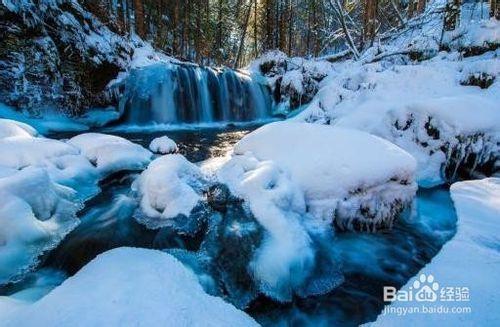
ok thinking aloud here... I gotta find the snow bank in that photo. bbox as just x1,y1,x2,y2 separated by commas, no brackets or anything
0,168,80,285
373,178,500,325
68,133,152,176
232,121,417,230
0,121,155,284
0,119,98,200
0,247,258,327
149,135,178,154
132,154,206,229
295,51,500,186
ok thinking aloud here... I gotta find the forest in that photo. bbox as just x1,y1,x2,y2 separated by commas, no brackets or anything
86,0,498,66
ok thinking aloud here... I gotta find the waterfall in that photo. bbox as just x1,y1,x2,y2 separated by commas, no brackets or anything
119,63,273,125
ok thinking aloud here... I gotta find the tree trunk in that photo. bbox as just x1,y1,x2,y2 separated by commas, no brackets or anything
444,0,461,31
416,0,426,13
363,0,379,46
133,0,146,38
235,1,253,68
491,0,500,19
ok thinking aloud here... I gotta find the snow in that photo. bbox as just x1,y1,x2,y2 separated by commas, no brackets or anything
372,178,500,325
0,247,258,327
0,121,157,284
0,168,80,285
294,51,500,186
217,152,316,301
67,133,152,176
0,119,38,139
132,154,205,229
232,121,417,230
0,119,99,200
149,135,178,154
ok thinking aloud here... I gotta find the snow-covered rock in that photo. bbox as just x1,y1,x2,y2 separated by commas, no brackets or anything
0,168,80,285
295,51,500,187
232,121,417,230
0,119,99,199
68,133,152,176
0,0,132,114
250,50,332,112
149,135,178,154
217,153,316,301
132,154,206,230
373,178,500,325
0,247,258,327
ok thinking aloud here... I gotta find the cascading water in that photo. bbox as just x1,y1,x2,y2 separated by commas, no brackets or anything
118,63,274,125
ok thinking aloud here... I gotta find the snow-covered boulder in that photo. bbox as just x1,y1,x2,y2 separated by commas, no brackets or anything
68,133,152,176
373,178,500,325
0,119,99,199
132,154,207,231
0,168,80,285
0,247,258,326
296,52,500,187
149,135,178,154
250,51,331,112
232,121,417,231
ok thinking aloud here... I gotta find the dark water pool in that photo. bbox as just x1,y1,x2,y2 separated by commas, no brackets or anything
3,126,457,326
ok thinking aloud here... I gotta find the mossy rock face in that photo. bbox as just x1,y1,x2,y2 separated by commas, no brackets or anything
0,1,132,115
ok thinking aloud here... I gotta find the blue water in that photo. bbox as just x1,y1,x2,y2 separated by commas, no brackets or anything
0,127,458,326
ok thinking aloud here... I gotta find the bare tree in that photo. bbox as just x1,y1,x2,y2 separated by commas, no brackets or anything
327,0,360,59
491,0,500,19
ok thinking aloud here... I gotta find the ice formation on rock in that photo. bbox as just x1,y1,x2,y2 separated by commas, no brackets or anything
132,154,207,231
68,133,152,176
231,121,418,231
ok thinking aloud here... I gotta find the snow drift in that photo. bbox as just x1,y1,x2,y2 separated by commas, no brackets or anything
0,247,258,326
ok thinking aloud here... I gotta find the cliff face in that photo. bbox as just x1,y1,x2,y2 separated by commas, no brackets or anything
0,0,132,116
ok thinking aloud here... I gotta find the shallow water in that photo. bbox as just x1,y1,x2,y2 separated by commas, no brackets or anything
2,127,458,326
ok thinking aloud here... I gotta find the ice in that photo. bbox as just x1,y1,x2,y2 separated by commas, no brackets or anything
132,154,207,230
0,247,258,326
232,121,417,230
218,153,316,301
0,168,80,285
6,268,67,303
149,135,178,154
67,133,152,176
373,178,500,325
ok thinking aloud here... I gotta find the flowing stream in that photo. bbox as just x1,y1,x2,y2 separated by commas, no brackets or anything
0,65,458,326
0,124,457,326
